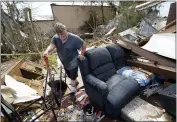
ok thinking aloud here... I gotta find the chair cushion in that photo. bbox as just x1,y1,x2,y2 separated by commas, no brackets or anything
78,57,90,76
92,63,116,82
86,47,113,70
85,74,108,96
86,47,116,81
105,75,140,115
106,74,127,90
106,44,128,70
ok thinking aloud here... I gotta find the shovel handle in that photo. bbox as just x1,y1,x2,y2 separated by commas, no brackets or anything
43,56,49,68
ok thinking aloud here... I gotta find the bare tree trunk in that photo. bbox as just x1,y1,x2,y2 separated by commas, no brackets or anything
2,2,25,53
28,8,40,52
2,2,45,55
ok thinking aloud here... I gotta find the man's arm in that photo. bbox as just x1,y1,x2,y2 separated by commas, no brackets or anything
79,42,86,60
81,42,86,56
43,43,56,56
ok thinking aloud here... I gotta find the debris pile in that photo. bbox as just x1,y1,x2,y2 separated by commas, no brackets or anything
1,59,50,121
1,58,106,121
1,1,176,122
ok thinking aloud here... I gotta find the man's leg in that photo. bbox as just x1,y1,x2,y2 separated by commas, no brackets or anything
64,67,79,102
64,67,79,92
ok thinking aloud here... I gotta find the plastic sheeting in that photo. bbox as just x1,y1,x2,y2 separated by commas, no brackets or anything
142,33,175,59
5,75,40,104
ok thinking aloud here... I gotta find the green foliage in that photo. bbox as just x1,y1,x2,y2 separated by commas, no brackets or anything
48,55,58,68
116,1,147,32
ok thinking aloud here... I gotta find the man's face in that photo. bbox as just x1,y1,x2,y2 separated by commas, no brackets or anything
58,31,67,41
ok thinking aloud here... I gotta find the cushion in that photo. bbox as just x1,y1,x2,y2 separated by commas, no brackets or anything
86,47,116,81
106,44,128,70
92,63,116,81
85,47,113,70
78,57,90,76
105,77,140,114
85,74,108,96
106,74,127,90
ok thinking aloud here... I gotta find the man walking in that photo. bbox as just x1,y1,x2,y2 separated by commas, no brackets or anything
43,22,86,96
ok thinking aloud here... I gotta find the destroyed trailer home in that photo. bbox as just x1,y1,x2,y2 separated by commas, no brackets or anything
1,1,176,122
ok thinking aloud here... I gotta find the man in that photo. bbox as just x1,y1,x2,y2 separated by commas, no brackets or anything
43,22,86,95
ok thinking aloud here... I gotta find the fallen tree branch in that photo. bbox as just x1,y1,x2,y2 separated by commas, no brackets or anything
1,53,42,56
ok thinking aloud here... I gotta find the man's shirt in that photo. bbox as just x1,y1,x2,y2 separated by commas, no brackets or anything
52,33,83,70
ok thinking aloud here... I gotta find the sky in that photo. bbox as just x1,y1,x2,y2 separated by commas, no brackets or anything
156,2,174,18
2,1,174,20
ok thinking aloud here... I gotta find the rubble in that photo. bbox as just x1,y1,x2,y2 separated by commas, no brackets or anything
142,33,175,59
93,18,119,38
1,85,15,104
121,96,173,121
1,59,45,96
136,13,167,37
1,1,176,122
5,75,41,104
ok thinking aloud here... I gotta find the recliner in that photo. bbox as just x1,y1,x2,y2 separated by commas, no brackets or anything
78,44,140,117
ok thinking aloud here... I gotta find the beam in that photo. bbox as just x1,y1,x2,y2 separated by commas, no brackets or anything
160,25,176,33
110,34,176,68
135,1,161,10
127,60,176,80
1,53,41,56
1,59,24,84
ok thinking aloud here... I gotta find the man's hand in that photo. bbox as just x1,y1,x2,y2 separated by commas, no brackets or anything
79,55,85,60
79,42,86,61
43,51,49,57
43,43,56,57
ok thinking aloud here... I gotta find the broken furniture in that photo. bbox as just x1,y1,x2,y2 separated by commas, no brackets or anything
78,44,140,117
1,93,56,122
1,59,44,96
1,96,22,122
0,58,67,121
156,84,176,116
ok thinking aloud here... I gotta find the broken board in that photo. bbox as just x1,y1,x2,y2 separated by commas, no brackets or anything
121,96,172,121
1,59,44,96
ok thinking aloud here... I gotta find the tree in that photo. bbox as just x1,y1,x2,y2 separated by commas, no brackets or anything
116,1,147,32
1,1,48,62
1,2,45,54
1,1,24,53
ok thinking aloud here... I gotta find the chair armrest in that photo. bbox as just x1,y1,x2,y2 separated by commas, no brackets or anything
85,74,108,96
